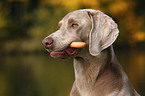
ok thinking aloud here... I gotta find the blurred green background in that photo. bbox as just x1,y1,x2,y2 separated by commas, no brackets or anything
0,0,145,96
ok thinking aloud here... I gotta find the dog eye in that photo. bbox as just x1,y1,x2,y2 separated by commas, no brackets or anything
71,23,79,28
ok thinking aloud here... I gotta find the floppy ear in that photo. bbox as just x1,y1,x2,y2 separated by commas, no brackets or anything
87,10,119,56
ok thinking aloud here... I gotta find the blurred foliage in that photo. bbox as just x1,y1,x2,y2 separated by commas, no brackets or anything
0,0,145,53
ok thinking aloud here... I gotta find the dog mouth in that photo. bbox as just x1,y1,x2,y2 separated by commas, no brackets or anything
49,47,77,58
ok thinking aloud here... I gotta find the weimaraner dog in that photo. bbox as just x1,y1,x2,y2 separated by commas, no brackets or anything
42,9,140,96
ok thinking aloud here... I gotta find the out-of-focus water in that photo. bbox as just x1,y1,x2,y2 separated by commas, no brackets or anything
0,49,145,96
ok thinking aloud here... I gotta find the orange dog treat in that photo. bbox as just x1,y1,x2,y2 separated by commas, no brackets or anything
70,42,86,48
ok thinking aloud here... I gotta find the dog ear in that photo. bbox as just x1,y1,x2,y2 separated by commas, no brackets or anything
87,10,119,56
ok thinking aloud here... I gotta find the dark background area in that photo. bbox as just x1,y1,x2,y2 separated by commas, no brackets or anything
0,0,145,96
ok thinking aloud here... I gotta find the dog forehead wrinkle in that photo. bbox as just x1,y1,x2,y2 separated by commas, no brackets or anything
68,18,79,24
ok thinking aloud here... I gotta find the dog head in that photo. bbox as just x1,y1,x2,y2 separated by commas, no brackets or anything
42,9,119,58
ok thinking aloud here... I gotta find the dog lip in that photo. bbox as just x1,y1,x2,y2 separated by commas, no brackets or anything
49,47,77,57
50,51,67,57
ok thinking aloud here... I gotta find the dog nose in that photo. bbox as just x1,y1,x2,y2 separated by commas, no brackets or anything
42,37,53,48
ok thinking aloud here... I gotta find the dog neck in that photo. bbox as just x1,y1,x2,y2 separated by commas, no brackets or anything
73,45,116,91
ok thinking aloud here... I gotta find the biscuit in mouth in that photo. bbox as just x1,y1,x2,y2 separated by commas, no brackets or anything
70,42,86,48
